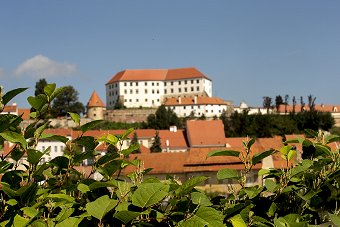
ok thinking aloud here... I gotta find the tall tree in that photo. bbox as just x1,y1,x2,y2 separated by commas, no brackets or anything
150,131,162,153
275,95,283,112
146,105,180,129
263,96,273,113
284,94,289,113
307,94,316,112
300,96,305,112
51,85,85,117
34,79,48,96
130,132,140,153
292,96,297,114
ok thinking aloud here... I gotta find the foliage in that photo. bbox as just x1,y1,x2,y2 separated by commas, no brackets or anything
146,105,180,129
150,131,162,153
34,79,48,96
51,85,85,117
0,84,339,226
130,132,140,153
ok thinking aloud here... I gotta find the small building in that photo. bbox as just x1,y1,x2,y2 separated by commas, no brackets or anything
87,91,106,120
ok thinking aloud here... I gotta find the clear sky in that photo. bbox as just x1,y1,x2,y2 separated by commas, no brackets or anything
1,1,339,108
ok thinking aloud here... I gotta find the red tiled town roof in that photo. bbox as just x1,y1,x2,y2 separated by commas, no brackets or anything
186,120,226,147
18,109,31,120
158,129,188,149
106,67,210,84
87,91,105,108
3,105,17,113
277,104,340,113
164,97,226,106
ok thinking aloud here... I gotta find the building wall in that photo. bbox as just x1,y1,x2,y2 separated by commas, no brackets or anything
104,109,156,123
106,78,212,109
168,103,229,118
87,106,106,120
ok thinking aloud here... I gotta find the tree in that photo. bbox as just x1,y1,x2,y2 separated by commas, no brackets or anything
275,95,283,112
146,105,180,129
150,131,162,152
51,85,85,117
263,96,272,113
308,94,316,112
300,96,305,112
292,96,297,114
34,79,48,96
131,132,140,153
284,94,289,113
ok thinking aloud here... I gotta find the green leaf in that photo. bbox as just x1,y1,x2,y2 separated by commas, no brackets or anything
13,214,30,227
132,183,169,208
267,202,277,217
121,128,134,140
114,211,140,224
27,94,48,110
27,149,46,165
55,217,83,227
7,199,18,206
55,207,75,222
0,131,27,148
252,149,275,165
96,153,120,165
50,86,66,101
258,169,270,176
329,213,340,226
179,206,224,227
47,194,75,203
2,88,28,106
85,195,117,220
176,176,208,196
265,179,277,192
21,207,39,218
287,149,297,161
304,129,318,137
80,120,103,132
244,186,263,199
68,112,80,125
10,147,25,162
77,183,90,194
206,149,240,159
315,144,331,156
121,143,140,157
325,135,340,144
280,145,292,156
191,192,212,206
217,168,240,180
246,137,256,150
43,83,56,97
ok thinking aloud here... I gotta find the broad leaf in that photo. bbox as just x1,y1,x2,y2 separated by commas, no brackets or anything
217,168,240,180
179,207,224,227
229,214,247,227
40,134,68,143
121,128,134,140
85,195,117,220
206,149,240,159
47,194,75,203
43,83,56,97
132,183,169,208
252,149,275,165
2,88,28,106
0,131,27,148
329,213,340,226
80,120,103,132
176,176,208,196
114,211,140,224
68,112,80,125
27,94,48,110
191,192,212,206
50,86,66,101
55,217,83,227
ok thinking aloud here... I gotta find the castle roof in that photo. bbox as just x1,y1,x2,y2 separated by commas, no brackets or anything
87,91,105,108
106,67,210,84
164,96,226,106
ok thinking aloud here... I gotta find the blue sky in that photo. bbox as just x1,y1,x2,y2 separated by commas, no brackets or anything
1,1,339,108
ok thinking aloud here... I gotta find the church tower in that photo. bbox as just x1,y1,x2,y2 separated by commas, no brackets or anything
87,91,106,120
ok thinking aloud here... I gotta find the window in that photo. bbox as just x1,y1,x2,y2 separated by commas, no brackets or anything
191,80,194,84
145,82,147,86
157,90,159,94
130,82,133,86
54,146,57,152
115,83,117,88
179,81,181,85
145,89,147,94
145,98,148,102
164,82,167,86
124,99,127,102
197,79,199,83
136,99,139,102
157,82,159,86
171,82,173,85
157,99,159,102
191,87,194,92
178,88,181,92
152,82,154,86
60,146,63,152
191,106,193,109
196,86,199,91
184,88,187,92
185,80,187,84
130,89,133,94
164,89,167,94
115,91,117,95
152,90,155,94
171,88,174,93
124,82,127,86
129,99,132,102
184,106,186,109
198,105,200,109
136,82,138,86
136,89,138,94
124,90,127,94
42,146,45,151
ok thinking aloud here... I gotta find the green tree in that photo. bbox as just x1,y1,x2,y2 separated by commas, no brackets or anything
275,95,283,112
34,78,47,96
51,85,85,117
150,131,162,152
263,96,273,113
146,105,180,129
131,132,140,153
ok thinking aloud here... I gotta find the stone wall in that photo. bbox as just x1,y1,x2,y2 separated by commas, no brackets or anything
104,109,156,123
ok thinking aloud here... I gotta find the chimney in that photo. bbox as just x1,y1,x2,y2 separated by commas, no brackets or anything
194,96,197,104
166,139,169,146
178,97,181,104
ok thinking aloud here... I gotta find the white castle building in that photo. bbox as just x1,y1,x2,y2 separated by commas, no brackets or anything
105,67,213,109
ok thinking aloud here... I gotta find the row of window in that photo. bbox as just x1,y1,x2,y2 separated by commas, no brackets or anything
41,145,64,153
108,79,201,90
124,98,160,103
113,86,201,96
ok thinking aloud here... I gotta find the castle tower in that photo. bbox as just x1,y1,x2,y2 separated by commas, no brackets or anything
87,91,106,120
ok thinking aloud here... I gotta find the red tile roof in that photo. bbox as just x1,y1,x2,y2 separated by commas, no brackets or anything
186,120,226,147
106,67,210,84
87,91,106,108
2,105,17,113
158,129,188,149
164,97,226,106
18,108,31,120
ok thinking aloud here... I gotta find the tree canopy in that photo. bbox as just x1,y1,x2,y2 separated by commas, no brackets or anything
51,85,85,117
146,105,180,129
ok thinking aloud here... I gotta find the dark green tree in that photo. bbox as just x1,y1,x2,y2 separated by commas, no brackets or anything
292,96,297,114
150,131,162,153
263,96,273,113
131,132,140,153
275,95,283,112
34,79,48,96
51,85,85,117
146,105,180,129
284,94,289,113
308,94,316,111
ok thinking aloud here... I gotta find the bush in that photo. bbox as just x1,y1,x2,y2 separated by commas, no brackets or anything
0,84,339,226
